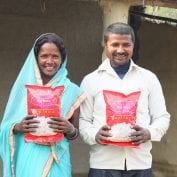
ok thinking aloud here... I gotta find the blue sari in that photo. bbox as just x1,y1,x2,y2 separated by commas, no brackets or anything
0,45,85,177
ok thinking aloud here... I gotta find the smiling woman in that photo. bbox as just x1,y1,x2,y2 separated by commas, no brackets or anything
34,33,66,85
37,42,62,85
0,33,86,177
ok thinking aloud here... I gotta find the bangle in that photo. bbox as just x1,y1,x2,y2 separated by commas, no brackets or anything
67,128,79,140
67,124,75,135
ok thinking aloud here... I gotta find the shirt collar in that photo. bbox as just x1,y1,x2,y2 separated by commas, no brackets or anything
97,58,138,73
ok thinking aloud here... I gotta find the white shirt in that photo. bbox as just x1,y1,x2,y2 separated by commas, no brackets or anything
79,59,170,170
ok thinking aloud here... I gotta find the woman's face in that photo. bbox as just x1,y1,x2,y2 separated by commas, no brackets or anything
37,42,62,83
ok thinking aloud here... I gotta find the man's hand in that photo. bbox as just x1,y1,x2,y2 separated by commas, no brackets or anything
130,125,151,144
95,125,112,144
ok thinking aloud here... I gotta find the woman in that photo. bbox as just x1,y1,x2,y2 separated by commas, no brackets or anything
0,33,85,177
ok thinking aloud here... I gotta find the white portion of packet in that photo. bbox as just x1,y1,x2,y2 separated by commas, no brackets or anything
31,116,57,136
108,122,135,142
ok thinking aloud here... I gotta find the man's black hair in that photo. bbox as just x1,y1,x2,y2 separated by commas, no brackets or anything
104,23,135,44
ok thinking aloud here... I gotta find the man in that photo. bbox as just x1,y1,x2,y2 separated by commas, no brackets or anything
79,22,170,177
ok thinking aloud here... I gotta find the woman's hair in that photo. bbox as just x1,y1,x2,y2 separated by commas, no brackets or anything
104,23,135,44
34,33,66,63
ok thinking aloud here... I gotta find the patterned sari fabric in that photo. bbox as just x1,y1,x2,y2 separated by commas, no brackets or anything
0,46,85,177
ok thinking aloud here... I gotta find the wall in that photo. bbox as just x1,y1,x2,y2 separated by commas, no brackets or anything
0,0,103,176
137,21,177,177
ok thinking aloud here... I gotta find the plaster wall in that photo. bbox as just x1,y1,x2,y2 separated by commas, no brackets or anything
137,21,177,177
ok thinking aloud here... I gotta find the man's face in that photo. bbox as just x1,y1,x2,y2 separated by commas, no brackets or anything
105,33,134,67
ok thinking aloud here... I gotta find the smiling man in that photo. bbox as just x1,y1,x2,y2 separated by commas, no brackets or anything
79,23,170,177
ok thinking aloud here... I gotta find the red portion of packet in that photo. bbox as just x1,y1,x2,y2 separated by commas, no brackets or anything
102,90,141,148
25,85,64,143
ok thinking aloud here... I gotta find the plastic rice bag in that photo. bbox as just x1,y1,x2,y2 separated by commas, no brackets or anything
31,116,56,136
25,85,64,143
102,90,141,147
108,122,135,142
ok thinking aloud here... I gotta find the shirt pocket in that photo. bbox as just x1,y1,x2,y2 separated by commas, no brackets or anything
136,88,151,126
137,88,150,113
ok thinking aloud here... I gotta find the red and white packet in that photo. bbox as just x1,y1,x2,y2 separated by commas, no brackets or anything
102,90,141,148
25,85,64,143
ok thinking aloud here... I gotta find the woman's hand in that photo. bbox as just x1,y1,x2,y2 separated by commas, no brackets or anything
13,115,38,134
47,117,74,134
95,125,112,144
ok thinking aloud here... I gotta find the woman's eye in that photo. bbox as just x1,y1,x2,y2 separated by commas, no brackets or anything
40,55,48,59
53,55,60,59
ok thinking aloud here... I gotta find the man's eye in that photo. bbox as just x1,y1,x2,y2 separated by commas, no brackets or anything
111,44,119,47
123,43,132,47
